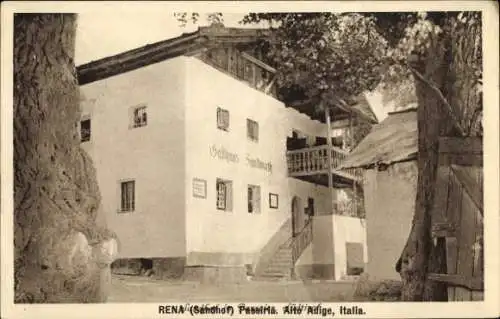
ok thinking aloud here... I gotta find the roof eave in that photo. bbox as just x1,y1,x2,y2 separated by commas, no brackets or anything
340,152,418,170
77,26,269,85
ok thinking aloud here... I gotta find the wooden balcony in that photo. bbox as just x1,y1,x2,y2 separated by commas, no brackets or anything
287,145,362,188
197,47,277,97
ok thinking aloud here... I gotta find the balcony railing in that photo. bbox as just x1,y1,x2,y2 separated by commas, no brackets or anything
287,145,362,181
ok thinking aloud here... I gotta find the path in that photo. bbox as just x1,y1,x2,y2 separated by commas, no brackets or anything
109,275,358,303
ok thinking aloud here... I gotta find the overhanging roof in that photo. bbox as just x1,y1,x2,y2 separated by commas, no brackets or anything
340,108,417,169
77,26,270,85
285,93,378,124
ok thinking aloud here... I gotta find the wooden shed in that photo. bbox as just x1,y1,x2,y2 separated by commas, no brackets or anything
341,108,484,299
339,108,418,281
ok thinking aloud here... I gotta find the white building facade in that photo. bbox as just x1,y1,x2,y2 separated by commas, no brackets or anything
78,27,370,282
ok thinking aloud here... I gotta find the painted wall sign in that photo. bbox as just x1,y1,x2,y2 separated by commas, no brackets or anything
192,178,207,198
246,154,272,173
209,145,239,163
209,145,273,173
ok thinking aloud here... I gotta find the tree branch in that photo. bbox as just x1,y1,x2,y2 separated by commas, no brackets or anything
404,62,466,136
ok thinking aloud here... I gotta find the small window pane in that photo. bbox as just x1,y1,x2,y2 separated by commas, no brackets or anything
120,181,135,212
217,108,230,131
133,106,147,128
247,119,259,141
80,119,91,142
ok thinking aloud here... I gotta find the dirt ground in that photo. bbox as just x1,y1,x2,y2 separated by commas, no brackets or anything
108,275,358,303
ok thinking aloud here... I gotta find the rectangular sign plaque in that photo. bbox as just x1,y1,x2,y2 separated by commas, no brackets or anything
193,178,207,199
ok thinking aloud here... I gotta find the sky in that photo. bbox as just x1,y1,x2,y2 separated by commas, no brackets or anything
75,12,248,65
75,12,388,121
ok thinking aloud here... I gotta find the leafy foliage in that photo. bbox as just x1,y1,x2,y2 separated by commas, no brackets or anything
240,13,389,110
174,12,223,27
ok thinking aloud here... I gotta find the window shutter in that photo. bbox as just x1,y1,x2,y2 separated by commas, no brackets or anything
223,110,229,129
217,108,223,128
121,183,126,211
248,186,253,213
129,182,135,211
256,186,261,213
226,182,233,211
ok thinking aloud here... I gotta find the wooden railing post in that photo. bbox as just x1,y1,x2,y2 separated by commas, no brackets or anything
286,144,362,184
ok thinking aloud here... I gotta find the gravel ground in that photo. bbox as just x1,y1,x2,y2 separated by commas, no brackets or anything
108,275,359,303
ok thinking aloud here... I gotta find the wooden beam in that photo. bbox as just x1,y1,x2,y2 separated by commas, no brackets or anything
240,51,276,74
440,154,483,167
78,33,201,84
333,98,377,124
349,111,354,149
264,76,277,94
431,166,451,225
79,41,205,85
450,165,483,212
251,62,257,88
330,119,363,129
227,47,233,74
439,137,482,155
427,273,483,291
431,222,456,238
325,106,335,214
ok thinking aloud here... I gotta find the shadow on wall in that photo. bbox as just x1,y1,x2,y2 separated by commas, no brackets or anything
311,216,335,279
111,258,186,280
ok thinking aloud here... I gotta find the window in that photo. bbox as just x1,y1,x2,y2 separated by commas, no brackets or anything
80,119,91,142
120,180,135,212
132,106,147,128
216,179,232,211
269,193,279,209
247,119,259,142
247,185,261,214
217,107,230,131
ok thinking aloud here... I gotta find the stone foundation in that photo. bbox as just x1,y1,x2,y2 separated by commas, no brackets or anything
294,264,336,280
152,258,186,280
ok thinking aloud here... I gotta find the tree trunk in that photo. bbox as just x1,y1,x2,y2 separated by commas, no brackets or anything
396,13,482,301
396,39,448,301
14,13,115,303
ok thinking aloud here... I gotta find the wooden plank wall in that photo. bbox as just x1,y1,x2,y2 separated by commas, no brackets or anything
447,170,463,300
455,177,474,301
447,169,484,301
471,176,484,301
431,137,483,301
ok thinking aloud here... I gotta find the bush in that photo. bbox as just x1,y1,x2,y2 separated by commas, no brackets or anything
353,273,402,301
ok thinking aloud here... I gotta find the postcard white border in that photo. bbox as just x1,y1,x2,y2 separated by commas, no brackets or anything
1,1,499,318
